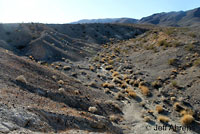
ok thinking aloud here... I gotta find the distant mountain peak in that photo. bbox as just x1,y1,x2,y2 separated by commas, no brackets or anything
70,7,200,27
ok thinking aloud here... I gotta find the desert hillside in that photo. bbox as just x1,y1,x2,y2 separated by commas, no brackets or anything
0,23,199,134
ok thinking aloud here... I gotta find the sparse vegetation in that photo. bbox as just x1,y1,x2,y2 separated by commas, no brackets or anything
180,114,194,125
168,58,176,65
157,115,170,123
171,81,178,87
139,85,150,96
155,105,164,113
57,80,64,85
185,43,195,51
193,58,200,66
158,40,168,47
105,65,113,70
88,106,98,113
16,75,27,84
102,82,114,88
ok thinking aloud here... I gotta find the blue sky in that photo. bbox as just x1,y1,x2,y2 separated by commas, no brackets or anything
0,0,200,23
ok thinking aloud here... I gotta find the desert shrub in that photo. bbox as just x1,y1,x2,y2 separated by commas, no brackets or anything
173,41,181,47
58,88,65,93
57,80,64,85
16,75,27,84
157,115,170,123
89,65,95,71
158,40,168,47
63,66,71,70
114,92,125,100
104,88,110,94
88,82,97,88
105,65,113,70
112,77,122,84
112,71,119,77
151,80,162,88
108,60,114,64
193,58,200,66
171,81,178,87
128,91,137,98
155,105,164,113
109,114,122,122
170,97,176,101
173,102,184,112
88,106,98,113
102,82,114,88
144,44,155,50
188,32,196,38
185,43,195,51
144,116,151,122
180,114,194,125
125,87,134,93
168,58,177,65
139,85,150,96
164,28,175,35
121,83,127,89
180,109,194,116
74,90,80,95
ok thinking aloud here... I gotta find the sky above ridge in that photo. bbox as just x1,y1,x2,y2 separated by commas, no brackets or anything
0,0,200,23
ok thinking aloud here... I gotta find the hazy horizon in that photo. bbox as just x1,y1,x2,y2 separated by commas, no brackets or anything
0,0,200,24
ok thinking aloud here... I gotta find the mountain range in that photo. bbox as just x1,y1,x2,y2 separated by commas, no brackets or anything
71,7,200,27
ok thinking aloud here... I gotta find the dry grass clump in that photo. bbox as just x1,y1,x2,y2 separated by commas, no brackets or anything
16,75,27,84
114,92,125,100
102,82,114,88
155,105,164,113
168,58,176,65
121,83,127,89
88,106,98,113
193,58,200,66
173,102,184,112
158,40,168,47
180,109,194,116
88,82,97,87
151,80,162,88
125,79,131,84
170,97,176,101
184,43,195,51
108,60,114,64
128,91,137,98
157,115,170,123
171,81,178,87
105,65,113,70
139,85,150,96
58,88,65,93
52,75,57,80
63,66,71,70
105,100,121,112
125,87,133,93
112,77,123,84
100,58,106,63
57,80,64,85
104,88,110,94
180,114,194,125
89,65,95,71
123,74,129,80
109,114,122,122
112,71,119,77
74,90,80,95
144,116,151,122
